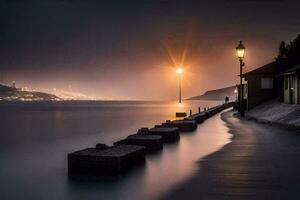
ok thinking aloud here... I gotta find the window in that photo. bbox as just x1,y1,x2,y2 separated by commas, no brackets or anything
261,77,273,89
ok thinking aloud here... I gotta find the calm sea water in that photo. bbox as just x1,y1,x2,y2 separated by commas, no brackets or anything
0,100,231,200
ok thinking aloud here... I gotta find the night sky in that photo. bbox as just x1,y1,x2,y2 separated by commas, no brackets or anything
1,0,300,100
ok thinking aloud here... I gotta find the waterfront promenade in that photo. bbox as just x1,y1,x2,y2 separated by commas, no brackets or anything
163,110,300,200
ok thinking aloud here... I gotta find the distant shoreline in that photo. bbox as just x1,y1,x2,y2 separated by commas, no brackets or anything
0,99,220,104
186,86,236,101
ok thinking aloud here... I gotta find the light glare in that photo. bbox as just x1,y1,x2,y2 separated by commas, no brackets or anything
176,68,183,74
237,49,245,58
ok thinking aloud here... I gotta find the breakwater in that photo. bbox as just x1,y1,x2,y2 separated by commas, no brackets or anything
68,102,235,176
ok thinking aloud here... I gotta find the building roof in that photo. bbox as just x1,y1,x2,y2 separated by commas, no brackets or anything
280,64,300,75
242,61,280,77
242,61,299,78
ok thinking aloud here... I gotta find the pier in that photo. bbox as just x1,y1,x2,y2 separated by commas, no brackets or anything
68,102,235,176
186,112,208,123
163,109,300,200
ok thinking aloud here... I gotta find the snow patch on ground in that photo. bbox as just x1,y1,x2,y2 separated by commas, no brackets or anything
247,100,300,128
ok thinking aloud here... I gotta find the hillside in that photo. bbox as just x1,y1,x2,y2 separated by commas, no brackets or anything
0,84,61,101
187,86,236,101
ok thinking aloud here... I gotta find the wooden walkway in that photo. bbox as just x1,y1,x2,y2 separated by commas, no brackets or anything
163,110,300,200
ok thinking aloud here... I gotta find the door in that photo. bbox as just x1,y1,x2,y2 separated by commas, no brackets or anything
284,76,290,103
290,77,294,104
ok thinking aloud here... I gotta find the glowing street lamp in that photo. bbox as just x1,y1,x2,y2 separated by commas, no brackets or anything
176,67,184,103
176,68,183,75
236,41,246,117
236,41,245,59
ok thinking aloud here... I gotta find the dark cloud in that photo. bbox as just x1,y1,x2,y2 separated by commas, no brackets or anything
0,0,299,99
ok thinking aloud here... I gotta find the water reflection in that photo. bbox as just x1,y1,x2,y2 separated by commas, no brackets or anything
66,111,231,200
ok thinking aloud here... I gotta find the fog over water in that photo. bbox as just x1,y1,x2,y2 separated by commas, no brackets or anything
0,100,231,200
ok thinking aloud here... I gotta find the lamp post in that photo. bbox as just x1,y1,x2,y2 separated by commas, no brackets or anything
236,41,245,117
176,67,183,103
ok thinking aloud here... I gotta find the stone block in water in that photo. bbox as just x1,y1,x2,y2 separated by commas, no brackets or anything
176,112,187,117
68,145,146,176
161,120,197,132
137,127,149,135
95,143,110,150
114,134,163,152
148,127,180,143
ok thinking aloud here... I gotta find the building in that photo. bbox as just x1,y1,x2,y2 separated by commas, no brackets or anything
280,64,300,104
242,62,284,110
241,62,300,110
